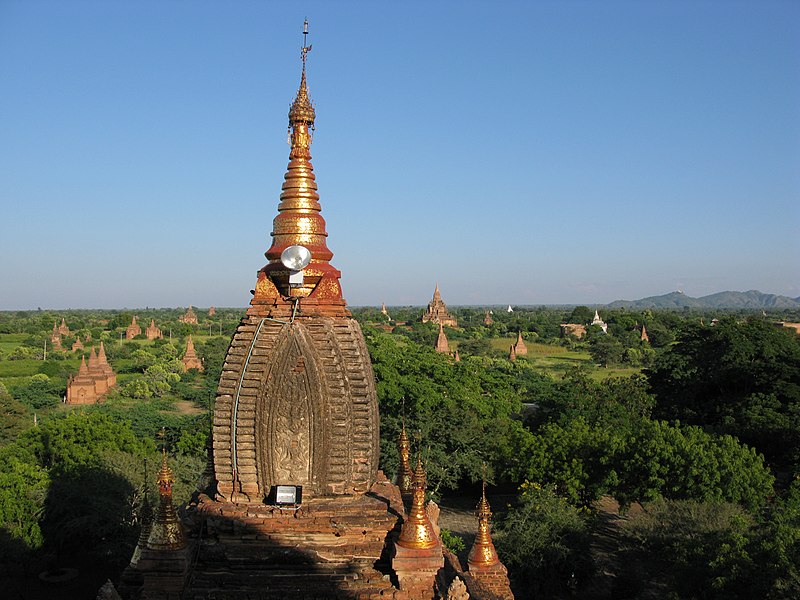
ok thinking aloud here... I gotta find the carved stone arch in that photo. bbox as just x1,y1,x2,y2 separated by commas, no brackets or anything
254,323,331,497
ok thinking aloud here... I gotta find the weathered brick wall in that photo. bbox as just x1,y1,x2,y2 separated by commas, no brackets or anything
213,315,379,500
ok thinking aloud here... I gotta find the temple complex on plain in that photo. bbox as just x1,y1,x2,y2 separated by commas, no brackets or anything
178,305,198,324
66,343,116,404
118,25,511,599
421,284,458,327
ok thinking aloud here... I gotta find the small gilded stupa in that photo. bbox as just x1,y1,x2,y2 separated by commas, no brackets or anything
396,424,415,496
466,483,514,598
393,458,444,596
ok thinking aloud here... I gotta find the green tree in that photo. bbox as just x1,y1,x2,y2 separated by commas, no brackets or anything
495,482,593,597
647,318,800,470
0,458,49,558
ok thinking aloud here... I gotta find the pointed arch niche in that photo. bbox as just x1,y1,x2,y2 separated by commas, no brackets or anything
255,323,330,496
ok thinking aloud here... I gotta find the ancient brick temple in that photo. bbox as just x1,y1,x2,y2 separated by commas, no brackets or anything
127,316,142,339
435,323,450,354
119,25,511,600
50,321,63,350
71,335,84,352
58,317,70,336
512,332,527,356
66,343,116,404
181,335,203,372
146,319,164,341
421,284,458,327
179,305,199,325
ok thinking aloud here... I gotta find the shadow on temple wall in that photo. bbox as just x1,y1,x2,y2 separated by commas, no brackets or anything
168,486,407,599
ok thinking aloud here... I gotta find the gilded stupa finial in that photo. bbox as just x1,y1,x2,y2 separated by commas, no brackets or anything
397,455,438,549
253,19,346,308
467,474,500,569
147,432,187,551
397,420,415,495
289,18,316,130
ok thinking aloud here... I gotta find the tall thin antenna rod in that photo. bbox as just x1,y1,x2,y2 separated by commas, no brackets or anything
301,18,312,69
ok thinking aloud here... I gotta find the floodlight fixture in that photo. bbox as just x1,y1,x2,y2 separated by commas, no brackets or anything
270,484,303,506
280,245,312,271
280,245,312,288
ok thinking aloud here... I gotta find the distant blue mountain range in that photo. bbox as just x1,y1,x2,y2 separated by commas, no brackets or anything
606,290,800,310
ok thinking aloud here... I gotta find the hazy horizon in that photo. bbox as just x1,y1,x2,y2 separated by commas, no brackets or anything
1,2,798,310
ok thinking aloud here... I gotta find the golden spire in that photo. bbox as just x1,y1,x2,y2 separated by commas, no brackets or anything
255,19,345,308
467,481,500,569
397,423,415,495
146,448,187,551
397,457,439,549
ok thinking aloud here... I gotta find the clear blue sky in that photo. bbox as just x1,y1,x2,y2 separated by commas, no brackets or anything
1,0,798,309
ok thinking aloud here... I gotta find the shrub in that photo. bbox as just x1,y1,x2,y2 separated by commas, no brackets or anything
495,482,593,597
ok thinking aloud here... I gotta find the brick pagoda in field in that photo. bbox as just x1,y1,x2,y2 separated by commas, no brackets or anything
66,343,116,404
126,316,142,339
421,284,458,327
512,331,527,356
181,335,203,372
119,24,511,600
146,319,163,341
178,306,198,325
435,323,450,354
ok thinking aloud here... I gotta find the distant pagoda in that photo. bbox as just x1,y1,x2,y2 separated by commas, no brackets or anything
421,284,458,327
178,305,198,325
66,343,116,404
71,336,84,352
181,335,203,372
146,319,163,341
435,323,450,354
58,318,70,337
512,331,527,355
126,316,142,339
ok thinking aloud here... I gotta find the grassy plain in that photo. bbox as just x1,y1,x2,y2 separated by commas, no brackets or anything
452,337,640,381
